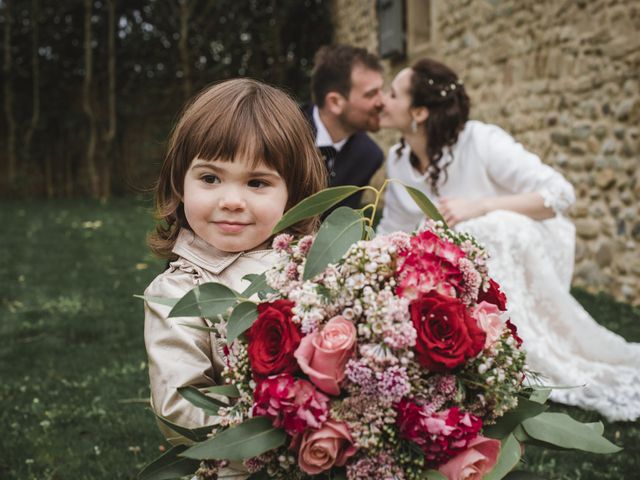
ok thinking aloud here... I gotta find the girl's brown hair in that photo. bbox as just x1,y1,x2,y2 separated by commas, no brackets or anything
149,78,327,258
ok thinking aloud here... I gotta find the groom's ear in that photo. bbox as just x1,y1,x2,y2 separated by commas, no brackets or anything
325,92,347,115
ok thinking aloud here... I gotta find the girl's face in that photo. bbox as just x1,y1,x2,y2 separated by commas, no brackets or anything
183,157,288,252
379,68,415,132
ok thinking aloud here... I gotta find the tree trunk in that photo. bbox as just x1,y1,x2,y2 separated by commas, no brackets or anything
25,0,40,162
3,0,17,185
44,150,53,198
83,0,99,197
179,0,193,100
101,0,117,199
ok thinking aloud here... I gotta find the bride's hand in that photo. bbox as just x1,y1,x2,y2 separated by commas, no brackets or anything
438,197,487,227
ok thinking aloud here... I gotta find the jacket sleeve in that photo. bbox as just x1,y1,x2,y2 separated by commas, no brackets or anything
479,124,576,215
144,265,223,444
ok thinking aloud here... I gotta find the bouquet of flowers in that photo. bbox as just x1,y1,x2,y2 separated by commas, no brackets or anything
140,184,620,480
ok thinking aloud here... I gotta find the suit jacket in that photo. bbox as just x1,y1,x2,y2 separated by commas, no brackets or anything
303,105,384,210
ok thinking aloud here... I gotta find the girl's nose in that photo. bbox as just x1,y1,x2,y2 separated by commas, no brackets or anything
218,189,246,211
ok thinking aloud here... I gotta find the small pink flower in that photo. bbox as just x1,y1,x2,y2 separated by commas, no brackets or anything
296,420,357,475
294,316,356,395
438,435,501,480
252,373,329,434
272,233,294,252
471,301,505,349
297,235,314,255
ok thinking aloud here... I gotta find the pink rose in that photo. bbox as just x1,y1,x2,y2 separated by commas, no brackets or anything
294,316,356,395
296,420,357,475
438,435,501,480
472,301,505,349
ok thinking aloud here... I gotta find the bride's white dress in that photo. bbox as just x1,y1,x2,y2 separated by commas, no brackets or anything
378,121,640,421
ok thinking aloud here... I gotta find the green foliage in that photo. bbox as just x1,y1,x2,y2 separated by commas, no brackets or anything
303,207,365,280
485,434,522,480
137,445,200,480
273,185,364,234
181,416,287,461
241,273,273,299
485,397,548,440
398,182,448,227
169,282,238,319
226,301,259,345
176,386,229,415
521,413,622,454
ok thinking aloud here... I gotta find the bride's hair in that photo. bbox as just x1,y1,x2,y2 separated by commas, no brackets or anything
397,58,470,195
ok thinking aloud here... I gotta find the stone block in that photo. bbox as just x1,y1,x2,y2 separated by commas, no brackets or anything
595,241,614,267
595,169,616,189
571,123,591,140
550,131,570,146
575,219,600,239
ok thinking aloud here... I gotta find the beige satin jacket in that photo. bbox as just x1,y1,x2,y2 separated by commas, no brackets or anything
144,229,278,448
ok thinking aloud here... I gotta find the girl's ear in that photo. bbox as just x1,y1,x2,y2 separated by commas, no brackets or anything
411,106,429,124
325,92,347,115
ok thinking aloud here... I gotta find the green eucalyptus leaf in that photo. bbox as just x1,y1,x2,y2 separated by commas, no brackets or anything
303,207,364,281
400,183,448,227
226,301,259,345
181,416,286,460
201,384,241,398
169,282,238,318
154,414,213,442
241,273,269,298
528,388,551,404
584,421,605,435
512,424,567,451
425,470,448,480
484,397,548,440
135,294,179,308
138,444,200,480
522,412,622,454
177,386,229,414
272,186,364,234
484,433,522,480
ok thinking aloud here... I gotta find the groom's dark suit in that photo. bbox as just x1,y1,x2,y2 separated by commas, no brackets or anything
303,105,384,211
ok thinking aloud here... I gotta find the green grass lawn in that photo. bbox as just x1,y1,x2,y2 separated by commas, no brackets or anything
1,198,638,479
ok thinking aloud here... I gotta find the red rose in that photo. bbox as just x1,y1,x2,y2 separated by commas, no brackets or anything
246,300,301,376
477,278,507,311
410,291,486,372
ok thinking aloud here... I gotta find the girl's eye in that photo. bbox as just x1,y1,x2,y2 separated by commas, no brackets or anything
201,174,220,184
248,179,269,189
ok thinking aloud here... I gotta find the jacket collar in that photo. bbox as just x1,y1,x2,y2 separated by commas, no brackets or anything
172,229,243,275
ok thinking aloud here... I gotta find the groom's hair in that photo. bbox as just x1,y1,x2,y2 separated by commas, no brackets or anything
311,44,382,108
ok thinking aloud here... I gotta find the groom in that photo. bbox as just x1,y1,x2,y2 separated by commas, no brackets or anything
305,44,385,210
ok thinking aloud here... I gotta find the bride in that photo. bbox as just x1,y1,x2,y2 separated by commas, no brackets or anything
376,57,640,422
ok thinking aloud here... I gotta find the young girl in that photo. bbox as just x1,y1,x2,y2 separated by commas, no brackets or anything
144,78,326,447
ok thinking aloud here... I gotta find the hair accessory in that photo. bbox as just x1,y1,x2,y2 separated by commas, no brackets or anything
425,77,464,97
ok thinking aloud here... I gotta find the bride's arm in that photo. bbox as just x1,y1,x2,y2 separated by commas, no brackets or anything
439,192,556,227
439,192,554,227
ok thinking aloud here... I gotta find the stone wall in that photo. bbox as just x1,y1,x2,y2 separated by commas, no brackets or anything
331,0,640,305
